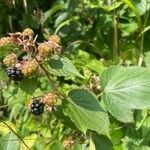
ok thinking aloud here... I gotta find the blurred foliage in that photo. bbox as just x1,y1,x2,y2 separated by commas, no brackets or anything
0,0,150,150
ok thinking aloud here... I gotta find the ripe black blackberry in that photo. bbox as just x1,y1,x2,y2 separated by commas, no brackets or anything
30,100,45,115
7,67,23,81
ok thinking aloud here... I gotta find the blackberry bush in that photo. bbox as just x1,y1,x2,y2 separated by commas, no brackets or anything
0,0,150,148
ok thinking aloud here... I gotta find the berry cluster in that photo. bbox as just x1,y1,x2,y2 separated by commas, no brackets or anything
1,28,61,115
37,35,61,59
0,28,62,81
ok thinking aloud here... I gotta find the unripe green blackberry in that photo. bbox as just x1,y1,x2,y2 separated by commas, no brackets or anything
0,37,13,46
22,59,38,76
48,35,60,44
22,28,34,37
37,43,53,58
3,53,18,67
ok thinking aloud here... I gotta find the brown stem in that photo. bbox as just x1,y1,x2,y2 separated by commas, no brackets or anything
113,13,119,60
2,121,31,150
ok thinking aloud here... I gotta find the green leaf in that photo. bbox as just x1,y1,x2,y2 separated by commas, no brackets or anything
0,121,17,135
54,19,73,34
19,14,40,29
101,2,123,11
144,51,150,67
119,21,139,37
19,77,39,95
121,0,141,26
43,3,62,24
83,0,123,11
0,44,21,59
101,98,133,122
142,116,150,137
73,50,105,74
46,140,63,150
72,143,87,150
140,146,150,150
20,134,37,150
54,105,77,129
54,12,69,27
0,64,7,80
64,89,109,135
87,59,105,74
110,121,124,146
90,132,113,150
135,110,148,129
47,55,84,78
122,135,143,150
133,0,150,15
0,132,20,150
101,66,150,122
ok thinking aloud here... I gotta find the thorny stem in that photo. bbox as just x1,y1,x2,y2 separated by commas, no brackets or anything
2,121,31,150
